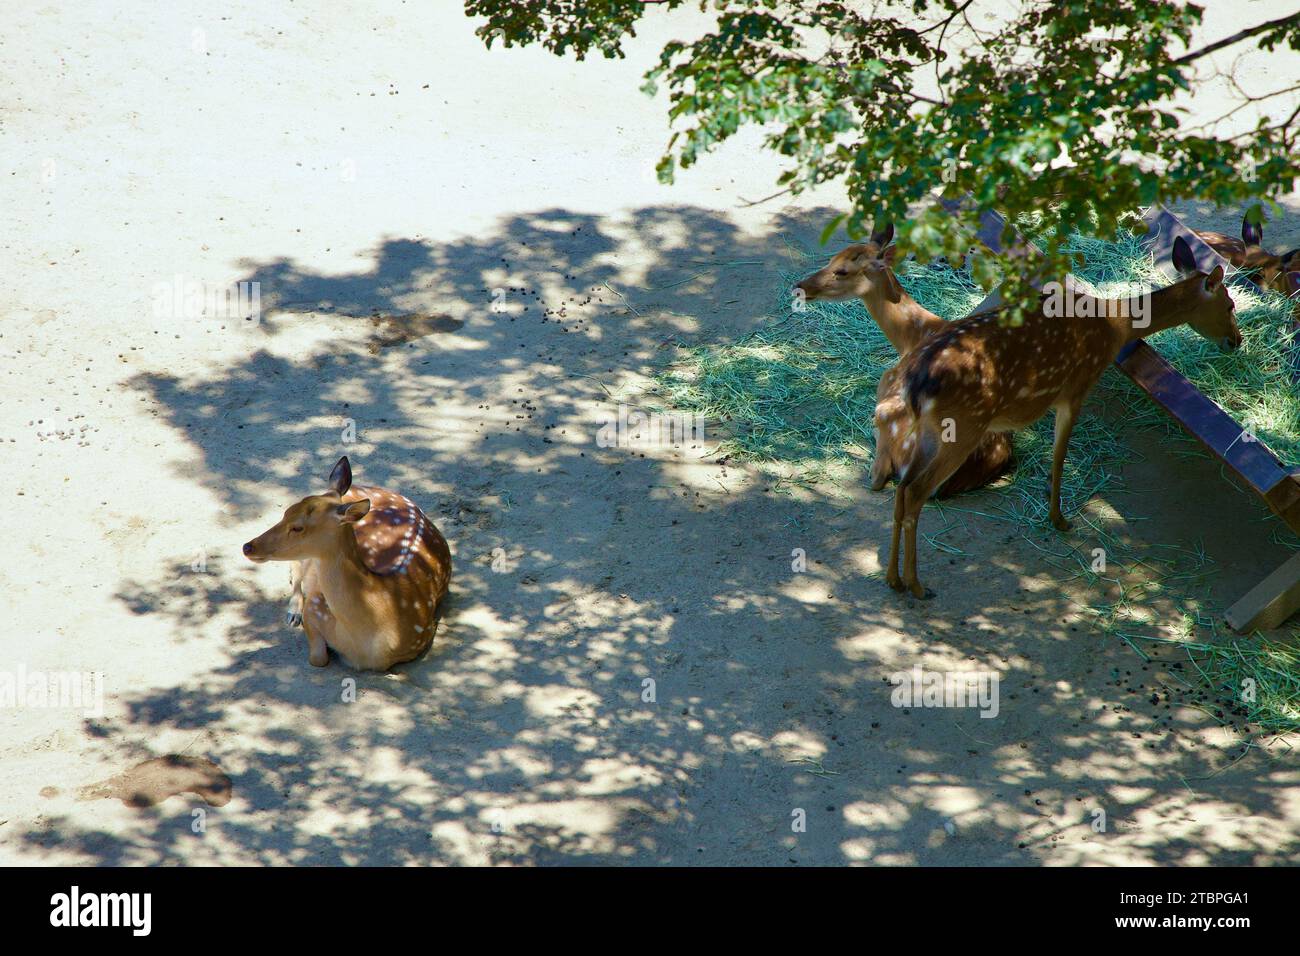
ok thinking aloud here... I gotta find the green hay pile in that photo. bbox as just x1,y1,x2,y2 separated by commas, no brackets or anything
649,229,1300,734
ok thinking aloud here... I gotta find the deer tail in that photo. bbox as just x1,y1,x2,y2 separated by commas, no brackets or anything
897,418,937,489
903,341,952,419
896,345,950,488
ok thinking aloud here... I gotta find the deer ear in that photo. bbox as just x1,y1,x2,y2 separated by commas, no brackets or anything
870,223,894,249
1171,236,1197,275
336,498,370,522
1204,265,1225,293
328,456,352,495
881,244,897,266
880,265,904,303
1242,215,1263,248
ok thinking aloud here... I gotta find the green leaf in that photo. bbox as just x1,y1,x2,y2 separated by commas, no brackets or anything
819,215,846,246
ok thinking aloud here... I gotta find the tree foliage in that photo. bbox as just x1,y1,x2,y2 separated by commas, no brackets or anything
465,1,1300,311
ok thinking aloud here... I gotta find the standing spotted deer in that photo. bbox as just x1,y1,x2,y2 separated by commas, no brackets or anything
243,456,452,670
795,225,1013,497
886,236,1241,598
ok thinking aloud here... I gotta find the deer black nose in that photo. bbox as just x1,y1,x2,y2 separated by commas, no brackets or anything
242,542,255,557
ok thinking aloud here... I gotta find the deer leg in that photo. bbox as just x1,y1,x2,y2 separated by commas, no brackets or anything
300,602,333,668
1049,400,1081,532
887,483,907,590
870,435,894,491
286,561,305,627
898,428,983,598
297,562,332,667
901,469,954,599
873,375,906,493
901,482,927,598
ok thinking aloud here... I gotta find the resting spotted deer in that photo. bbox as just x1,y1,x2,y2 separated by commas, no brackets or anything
886,236,1241,598
795,224,1012,496
243,456,452,670
1194,213,1300,295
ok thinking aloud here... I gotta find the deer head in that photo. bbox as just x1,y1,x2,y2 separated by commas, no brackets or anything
1242,243,1300,295
795,224,903,303
1171,235,1242,352
1284,271,1300,317
242,456,371,563
1236,213,1300,295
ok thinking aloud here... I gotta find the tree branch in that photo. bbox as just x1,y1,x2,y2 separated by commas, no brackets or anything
916,0,977,37
1173,11,1300,65
1181,82,1300,135
932,0,975,96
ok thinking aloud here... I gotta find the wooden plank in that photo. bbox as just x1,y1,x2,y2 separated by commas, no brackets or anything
1265,477,1300,538
940,197,1042,313
1121,205,1300,535
1139,203,1232,279
1114,341,1294,503
1224,549,1300,632
938,198,1024,254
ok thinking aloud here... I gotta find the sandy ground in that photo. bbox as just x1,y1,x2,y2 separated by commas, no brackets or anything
2,1,1299,865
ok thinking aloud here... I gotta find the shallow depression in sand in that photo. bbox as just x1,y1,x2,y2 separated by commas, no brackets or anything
76,755,233,809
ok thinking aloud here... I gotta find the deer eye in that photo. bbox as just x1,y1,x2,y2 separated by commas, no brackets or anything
289,525,304,534
834,269,849,277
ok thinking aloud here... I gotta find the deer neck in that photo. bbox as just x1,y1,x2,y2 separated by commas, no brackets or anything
1109,280,1200,349
859,284,944,355
314,526,375,627
1242,247,1277,269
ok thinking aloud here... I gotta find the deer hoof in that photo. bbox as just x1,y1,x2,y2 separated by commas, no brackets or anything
286,608,303,628
887,574,906,592
1051,514,1072,532
908,581,929,600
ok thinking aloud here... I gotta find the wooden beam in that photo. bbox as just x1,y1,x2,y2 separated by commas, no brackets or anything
1139,204,1231,278
939,197,1043,313
1224,549,1300,633
1113,340,1300,528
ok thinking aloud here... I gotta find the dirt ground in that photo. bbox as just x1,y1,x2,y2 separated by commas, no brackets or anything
2,2,1299,865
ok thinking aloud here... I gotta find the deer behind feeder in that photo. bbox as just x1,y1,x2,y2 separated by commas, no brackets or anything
1194,212,1300,295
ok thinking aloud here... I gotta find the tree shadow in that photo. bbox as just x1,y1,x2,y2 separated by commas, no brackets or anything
18,204,1299,866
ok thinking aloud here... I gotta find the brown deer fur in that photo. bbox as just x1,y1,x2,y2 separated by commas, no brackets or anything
1195,213,1300,295
886,236,1241,598
243,456,452,670
795,226,1012,497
